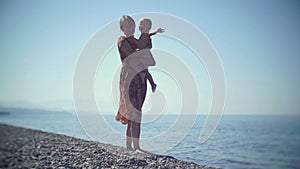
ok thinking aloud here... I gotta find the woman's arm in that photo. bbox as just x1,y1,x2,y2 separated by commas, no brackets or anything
123,49,155,74
119,37,136,56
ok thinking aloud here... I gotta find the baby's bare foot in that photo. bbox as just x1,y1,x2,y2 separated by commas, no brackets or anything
152,84,157,92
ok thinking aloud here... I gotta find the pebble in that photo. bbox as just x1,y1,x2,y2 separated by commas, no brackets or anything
0,124,219,169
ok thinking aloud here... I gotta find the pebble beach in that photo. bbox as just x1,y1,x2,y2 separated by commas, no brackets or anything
0,124,218,169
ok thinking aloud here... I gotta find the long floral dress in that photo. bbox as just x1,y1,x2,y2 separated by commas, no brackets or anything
116,36,147,123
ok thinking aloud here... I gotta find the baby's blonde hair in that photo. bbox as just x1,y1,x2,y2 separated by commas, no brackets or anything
140,18,152,29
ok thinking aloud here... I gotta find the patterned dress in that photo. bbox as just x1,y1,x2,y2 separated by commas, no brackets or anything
116,36,147,123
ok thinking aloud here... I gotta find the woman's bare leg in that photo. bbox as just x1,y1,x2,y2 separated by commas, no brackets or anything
131,121,141,151
126,121,133,150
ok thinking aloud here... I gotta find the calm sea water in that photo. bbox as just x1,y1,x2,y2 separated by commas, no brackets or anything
0,110,299,169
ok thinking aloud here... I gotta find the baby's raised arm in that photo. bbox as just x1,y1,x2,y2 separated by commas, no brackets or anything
149,27,165,36
137,27,164,49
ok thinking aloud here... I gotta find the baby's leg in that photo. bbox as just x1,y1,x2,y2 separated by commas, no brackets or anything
145,70,157,92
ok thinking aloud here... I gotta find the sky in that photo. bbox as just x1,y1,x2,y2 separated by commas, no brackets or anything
0,0,299,115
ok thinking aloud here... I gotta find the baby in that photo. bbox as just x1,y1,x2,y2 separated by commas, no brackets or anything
136,18,164,92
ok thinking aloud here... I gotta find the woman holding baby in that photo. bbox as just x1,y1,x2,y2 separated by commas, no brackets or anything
115,15,163,152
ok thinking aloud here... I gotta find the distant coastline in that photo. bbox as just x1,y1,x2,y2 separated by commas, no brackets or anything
0,112,10,115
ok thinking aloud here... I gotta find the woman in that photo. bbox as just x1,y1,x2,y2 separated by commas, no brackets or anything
115,15,148,152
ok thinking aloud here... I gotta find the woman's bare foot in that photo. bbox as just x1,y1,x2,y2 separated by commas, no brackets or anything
126,146,133,151
132,148,145,154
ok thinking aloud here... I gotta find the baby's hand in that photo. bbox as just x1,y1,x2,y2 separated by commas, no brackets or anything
156,27,165,33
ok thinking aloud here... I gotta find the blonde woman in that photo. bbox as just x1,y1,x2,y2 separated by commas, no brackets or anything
115,15,147,152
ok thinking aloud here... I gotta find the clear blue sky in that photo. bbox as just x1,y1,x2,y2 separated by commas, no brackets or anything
0,0,299,114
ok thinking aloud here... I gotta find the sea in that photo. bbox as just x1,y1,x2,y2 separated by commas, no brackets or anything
0,109,299,169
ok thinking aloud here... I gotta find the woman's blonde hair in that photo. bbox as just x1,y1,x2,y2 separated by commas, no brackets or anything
119,15,135,31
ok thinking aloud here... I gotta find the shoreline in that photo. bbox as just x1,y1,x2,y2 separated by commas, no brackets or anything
0,124,218,168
